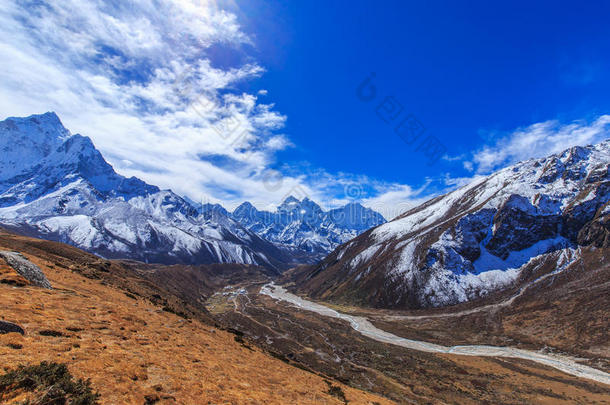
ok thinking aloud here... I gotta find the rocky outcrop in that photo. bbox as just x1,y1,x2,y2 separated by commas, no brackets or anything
578,213,610,248
486,195,561,259
0,251,52,289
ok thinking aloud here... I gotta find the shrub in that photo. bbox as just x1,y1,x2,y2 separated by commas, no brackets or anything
0,361,100,404
162,306,189,319
144,394,160,404
325,380,348,404
39,329,64,337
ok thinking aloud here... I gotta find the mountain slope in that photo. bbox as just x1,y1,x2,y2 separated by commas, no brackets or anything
0,113,297,271
232,197,386,259
289,140,610,309
0,229,391,405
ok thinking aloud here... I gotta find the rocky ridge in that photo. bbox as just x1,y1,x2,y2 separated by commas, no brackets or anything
289,140,610,309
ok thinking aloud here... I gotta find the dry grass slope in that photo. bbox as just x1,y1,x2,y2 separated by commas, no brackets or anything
0,230,391,404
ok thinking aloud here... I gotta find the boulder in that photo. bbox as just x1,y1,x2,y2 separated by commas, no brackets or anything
0,251,52,289
0,320,25,335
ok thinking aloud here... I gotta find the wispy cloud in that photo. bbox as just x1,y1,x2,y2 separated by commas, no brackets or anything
361,184,433,220
430,115,610,210
0,0,436,214
0,0,294,207
2,1,607,218
466,115,610,174
0,0,444,216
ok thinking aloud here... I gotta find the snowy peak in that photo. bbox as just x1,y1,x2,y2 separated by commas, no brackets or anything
234,201,258,216
51,134,160,199
0,113,297,271
0,112,70,143
0,113,159,203
230,196,386,258
292,140,610,309
327,202,386,232
200,203,229,218
0,112,71,182
281,195,301,205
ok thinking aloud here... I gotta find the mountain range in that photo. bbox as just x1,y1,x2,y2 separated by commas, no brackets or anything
1,112,608,311
288,140,610,308
0,113,384,270
230,197,385,258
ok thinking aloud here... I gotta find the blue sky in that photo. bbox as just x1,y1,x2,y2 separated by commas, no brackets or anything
237,0,610,182
1,0,609,217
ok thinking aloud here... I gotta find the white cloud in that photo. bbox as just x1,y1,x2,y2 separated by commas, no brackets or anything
0,0,302,208
441,153,465,162
6,1,604,219
361,184,433,220
469,115,610,174
433,115,610,210
0,0,457,215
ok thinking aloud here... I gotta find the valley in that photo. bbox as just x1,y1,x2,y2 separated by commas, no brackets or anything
0,113,608,403
2,3,610,404
0,224,608,403
208,280,610,404
259,283,609,385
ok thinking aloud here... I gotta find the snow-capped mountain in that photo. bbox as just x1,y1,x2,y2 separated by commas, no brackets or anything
289,140,610,308
0,113,297,271
231,196,386,259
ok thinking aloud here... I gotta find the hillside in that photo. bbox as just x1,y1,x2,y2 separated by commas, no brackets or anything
288,141,610,309
0,229,390,404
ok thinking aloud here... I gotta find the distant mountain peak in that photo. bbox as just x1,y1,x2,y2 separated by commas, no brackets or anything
200,203,229,218
2,112,71,141
31,111,62,123
237,201,255,209
234,201,258,216
0,112,387,268
230,194,386,258
282,195,300,204
22,111,62,125
0,113,73,183
344,201,364,208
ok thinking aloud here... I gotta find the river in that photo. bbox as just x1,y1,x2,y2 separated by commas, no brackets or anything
260,283,610,386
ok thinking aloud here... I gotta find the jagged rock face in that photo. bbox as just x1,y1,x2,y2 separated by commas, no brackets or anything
578,213,610,247
231,199,386,259
0,113,297,271
486,195,561,260
291,141,610,309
